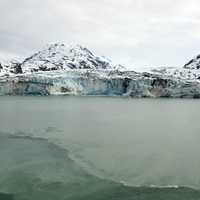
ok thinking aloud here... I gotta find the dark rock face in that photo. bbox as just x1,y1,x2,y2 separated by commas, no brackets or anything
60,86,71,93
13,63,22,74
151,78,168,88
122,78,132,93
0,60,22,74
184,59,194,67
184,54,200,69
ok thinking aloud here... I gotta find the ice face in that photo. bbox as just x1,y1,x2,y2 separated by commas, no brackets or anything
1,43,200,98
1,70,200,98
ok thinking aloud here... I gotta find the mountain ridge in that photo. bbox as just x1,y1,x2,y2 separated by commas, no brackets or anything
21,43,120,73
0,43,200,98
1,43,200,77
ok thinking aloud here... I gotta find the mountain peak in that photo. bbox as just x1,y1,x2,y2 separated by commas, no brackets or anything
21,43,116,73
184,54,200,69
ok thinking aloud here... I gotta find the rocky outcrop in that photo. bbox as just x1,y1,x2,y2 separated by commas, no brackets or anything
0,44,200,98
20,43,119,73
0,60,22,75
184,54,200,69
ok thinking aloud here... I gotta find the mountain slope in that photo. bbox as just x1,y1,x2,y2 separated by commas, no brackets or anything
1,44,200,98
21,43,118,73
0,59,22,76
184,54,200,70
148,54,200,81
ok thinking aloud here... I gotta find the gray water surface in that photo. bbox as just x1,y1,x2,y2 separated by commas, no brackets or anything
0,96,200,199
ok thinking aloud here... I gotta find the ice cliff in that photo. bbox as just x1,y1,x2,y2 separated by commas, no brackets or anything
0,43,200,98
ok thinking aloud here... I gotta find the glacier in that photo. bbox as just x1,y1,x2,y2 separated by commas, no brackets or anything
1,70,200,98
0,43,200,98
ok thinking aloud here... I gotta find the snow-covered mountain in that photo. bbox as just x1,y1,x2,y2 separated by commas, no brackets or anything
0,59,22,76
0,44,200,98
150,66,200,80
148,54,200,81
21,43,119,73
184,54,200,70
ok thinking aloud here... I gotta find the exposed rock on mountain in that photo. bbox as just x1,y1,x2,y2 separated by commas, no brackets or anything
0,44,200,98
21,43,118,73
0,59,22,75
184,54,200,70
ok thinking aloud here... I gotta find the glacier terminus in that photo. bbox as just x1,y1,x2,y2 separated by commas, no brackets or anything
1,43,200,98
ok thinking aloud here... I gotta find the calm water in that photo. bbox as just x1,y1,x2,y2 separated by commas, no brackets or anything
0,96,200,200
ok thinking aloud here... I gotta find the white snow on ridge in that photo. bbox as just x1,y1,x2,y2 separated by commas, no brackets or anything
21,43,120,73
0,58,21,77
150,66,200,81
1,45,200,97
184,54,200,70
137,53,200,81
0,43,200,83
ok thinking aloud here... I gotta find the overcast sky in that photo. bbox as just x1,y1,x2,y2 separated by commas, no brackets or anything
0,0,200,69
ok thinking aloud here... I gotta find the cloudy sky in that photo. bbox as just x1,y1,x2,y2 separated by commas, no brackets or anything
0,0,200,69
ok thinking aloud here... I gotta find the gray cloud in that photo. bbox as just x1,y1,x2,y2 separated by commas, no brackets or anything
0,0,200,69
